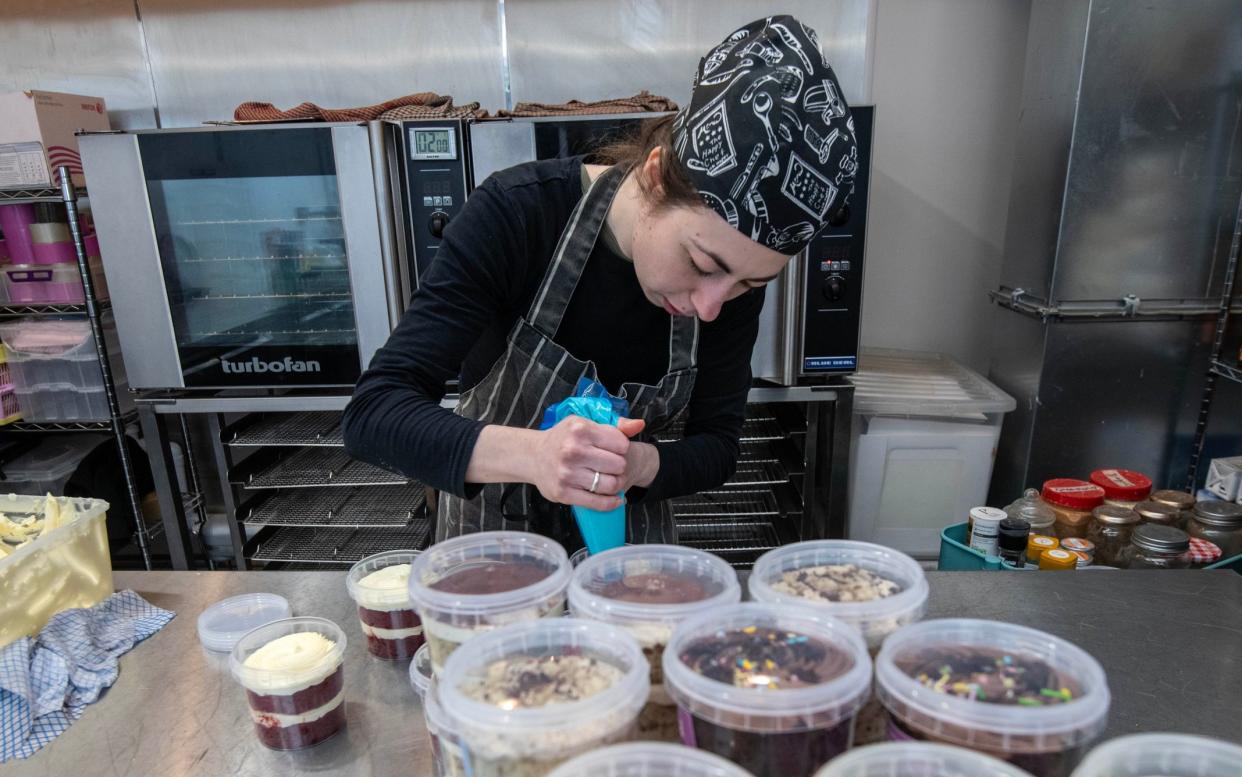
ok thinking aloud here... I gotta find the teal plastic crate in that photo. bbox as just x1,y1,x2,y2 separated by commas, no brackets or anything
939,521,1242,572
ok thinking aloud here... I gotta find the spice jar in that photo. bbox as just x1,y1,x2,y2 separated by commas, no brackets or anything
968,507,1007,557
1089,468,1152,510
1134,500,1182,529
1061,538,1095,566
1186,500,1242,560
1185,537,1223,569
1150,490,1195,526
1041,480,1106,539
1125,524,1190,569
1026,535,1059,565
1002,489,1057,536
1086,505,1140,567
1039,548,1078,570
997,518,1030,567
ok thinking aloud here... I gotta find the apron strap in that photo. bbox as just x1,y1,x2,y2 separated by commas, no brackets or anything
668,314,700,373
527,165,626,338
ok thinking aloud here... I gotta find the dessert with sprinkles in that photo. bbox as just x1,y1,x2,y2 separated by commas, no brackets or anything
663,603,872,777
875,619,1110,777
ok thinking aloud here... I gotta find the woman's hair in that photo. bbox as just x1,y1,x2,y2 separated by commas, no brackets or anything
593,115,703,211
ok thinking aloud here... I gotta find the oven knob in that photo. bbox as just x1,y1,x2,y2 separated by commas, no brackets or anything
822,275,846,302
429,211,450,238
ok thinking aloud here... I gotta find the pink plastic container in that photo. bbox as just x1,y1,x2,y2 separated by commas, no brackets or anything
84,233,100,257
31,241,78,265
0,205,37,265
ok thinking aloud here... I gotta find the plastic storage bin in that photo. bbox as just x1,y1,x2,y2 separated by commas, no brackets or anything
4,263,84,304
1,319,103,389
0,436,101,495
847,349,1016,558
0,495,113,649
0,386,20,425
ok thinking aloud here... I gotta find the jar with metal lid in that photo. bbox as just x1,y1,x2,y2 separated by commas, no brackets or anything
1089,468,1152,511
1186,500,1242,560
1150,489,1195,525
1086,505,1140,567
1133,500,1183,529
1125,524,1191,569
1041,479,1106,539
1061,537,1094,566
1002,489,1057,536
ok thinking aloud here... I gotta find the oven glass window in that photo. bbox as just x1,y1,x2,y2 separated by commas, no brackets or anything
139,129,361,387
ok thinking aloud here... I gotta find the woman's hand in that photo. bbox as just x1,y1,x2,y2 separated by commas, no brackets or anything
530,416,649,511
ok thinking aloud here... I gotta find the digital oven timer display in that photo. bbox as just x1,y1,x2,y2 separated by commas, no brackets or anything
409,127,456,160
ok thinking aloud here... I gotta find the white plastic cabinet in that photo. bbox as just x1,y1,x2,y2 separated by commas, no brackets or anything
846,349,1015,558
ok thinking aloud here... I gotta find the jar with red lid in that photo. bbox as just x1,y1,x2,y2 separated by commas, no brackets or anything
1089,469,1152,510
1041,479,1106,540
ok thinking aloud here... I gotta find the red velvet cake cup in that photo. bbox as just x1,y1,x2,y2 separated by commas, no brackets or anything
347,550,423,661
230,617,347,750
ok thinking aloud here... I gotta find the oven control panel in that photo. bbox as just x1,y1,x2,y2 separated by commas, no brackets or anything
397,121,471,293
799,105,872,376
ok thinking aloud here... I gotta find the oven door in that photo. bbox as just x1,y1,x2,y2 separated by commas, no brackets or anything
81,125,389,390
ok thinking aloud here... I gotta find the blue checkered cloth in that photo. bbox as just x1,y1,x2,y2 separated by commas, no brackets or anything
0,590,174,762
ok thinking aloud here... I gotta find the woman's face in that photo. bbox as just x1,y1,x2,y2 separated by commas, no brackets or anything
627,153,790,323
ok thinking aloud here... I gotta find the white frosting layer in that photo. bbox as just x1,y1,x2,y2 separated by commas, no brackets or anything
619,621,674,648
249,689,345,727
240,633,342,694
424,602,564,673
361,622,424,639
354,564,413,611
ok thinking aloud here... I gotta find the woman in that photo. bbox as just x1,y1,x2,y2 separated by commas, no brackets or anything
344,15,858,548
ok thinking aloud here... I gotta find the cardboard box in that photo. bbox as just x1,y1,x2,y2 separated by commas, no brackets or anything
1206,455,1242,502
0,90,111,189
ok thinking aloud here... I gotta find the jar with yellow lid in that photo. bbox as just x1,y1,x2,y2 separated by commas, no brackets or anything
1039,548,1078,570
1134,500,1183,529
1186,500,1242,560
1026,535,1059,566
1086,505,1140,567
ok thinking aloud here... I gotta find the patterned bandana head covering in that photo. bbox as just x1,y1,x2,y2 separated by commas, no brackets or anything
672,15,858,256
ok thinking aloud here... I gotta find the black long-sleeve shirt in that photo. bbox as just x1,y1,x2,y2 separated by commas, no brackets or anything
343,156,763,503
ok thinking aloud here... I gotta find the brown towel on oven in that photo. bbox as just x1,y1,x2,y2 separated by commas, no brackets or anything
494,90,677,117
234,92,488,122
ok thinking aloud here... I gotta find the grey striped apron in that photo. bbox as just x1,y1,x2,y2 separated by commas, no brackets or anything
436,165,700,547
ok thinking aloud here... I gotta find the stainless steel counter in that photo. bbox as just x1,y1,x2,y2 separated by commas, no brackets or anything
9,570,1242,775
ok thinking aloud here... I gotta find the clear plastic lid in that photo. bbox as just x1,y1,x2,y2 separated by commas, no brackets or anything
346,549,420,610
407,530,571,622
748,540,929,649
409,643,433,700
547,742,755,777
875,619,1109,751
569,544,741,637
229,616,347,694
663,602,872,733
814,742,1034,777
1003,489,1057,531
1071,733,1242,777
196,592,292,653
437,617,648,756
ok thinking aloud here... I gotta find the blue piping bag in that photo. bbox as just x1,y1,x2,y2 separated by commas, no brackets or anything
539,378,630,553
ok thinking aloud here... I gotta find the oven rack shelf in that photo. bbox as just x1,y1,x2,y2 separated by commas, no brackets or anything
677,520,782,555
725,458,789,487
236,446,408,489
245,523,432,565
180,253,347,264
241,484,426,529
228,411,345,447
655,414,787,443
671,489,781,518
186,291,352,302
173,215,342,226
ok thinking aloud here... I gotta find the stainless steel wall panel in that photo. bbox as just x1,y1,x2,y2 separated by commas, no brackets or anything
504,0,876,108
994,0,1089,301
1052,0,1242,301
1018,320,1241,496
985,305,1047,503
0,0,157,128
137,0,505,128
